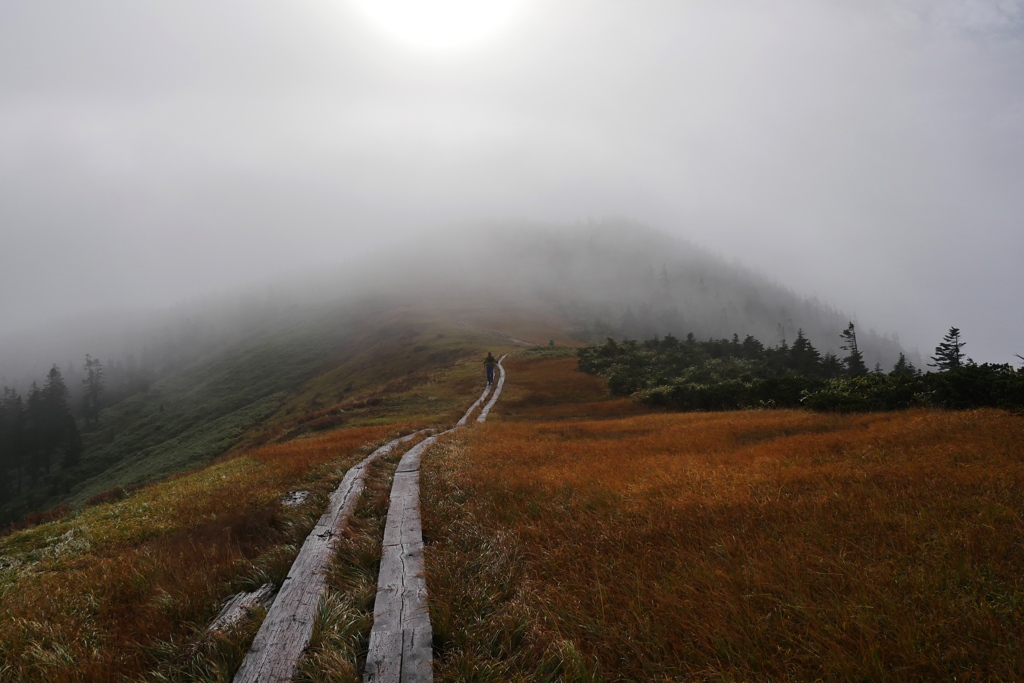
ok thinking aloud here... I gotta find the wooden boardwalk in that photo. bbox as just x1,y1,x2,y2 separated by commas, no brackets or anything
232,356,507,682
364,356,506,683
477,356,506,423
456,382,491,426
233,430,427,683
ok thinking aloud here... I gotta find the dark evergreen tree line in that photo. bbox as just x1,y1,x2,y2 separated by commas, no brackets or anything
578,325,1023,412
0,351,117,515
579,323,882,389
1,366,83,507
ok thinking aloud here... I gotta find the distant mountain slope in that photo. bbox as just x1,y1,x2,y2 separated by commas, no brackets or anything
2,300,522,523
2,220,912,524
378,221,910,369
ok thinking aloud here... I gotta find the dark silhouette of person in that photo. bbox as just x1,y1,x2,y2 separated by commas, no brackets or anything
484,352,497,384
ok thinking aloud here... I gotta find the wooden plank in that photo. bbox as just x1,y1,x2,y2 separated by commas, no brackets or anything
456,383,491,426
209,583,276,632
365,359,509,682
233,430,426,683
476,355,507,423
364,436,439,683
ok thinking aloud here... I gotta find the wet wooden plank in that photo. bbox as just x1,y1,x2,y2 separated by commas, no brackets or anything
233,430,425,683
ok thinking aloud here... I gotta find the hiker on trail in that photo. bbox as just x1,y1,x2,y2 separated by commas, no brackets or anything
484,352,497,385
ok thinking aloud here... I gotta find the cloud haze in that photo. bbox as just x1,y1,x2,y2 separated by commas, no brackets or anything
2,0,1022,362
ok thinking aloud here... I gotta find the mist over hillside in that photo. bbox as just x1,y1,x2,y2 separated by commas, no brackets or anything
0,220,923,524
363,221,912,369
0,221,913,390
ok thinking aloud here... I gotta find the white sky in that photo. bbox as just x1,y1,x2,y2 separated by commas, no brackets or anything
1,0,1022,362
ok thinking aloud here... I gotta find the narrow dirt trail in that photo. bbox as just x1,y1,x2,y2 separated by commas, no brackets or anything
232,356,507,683
364,356,506,683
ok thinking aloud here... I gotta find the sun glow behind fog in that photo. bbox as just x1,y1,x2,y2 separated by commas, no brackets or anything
349,0,527,50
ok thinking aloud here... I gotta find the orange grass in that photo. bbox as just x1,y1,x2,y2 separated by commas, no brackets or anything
499,357,644,421
0,424,406,682
423,408,1024,681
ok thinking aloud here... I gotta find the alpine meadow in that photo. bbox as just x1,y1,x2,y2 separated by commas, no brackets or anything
3,1,1024,681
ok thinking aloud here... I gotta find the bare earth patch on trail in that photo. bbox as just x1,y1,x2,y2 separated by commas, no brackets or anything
422,355,1024,681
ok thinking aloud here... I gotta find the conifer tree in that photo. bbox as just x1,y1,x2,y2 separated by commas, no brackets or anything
741,334,764,359
790,329,822,376
42,367,70,466
81,355,105,428
43,366,82,469
26,367,82,473
929,327,967,371
839,322,868,376
891,352,918,377
821,353,845,378
0,388,25,500
25,382,45,481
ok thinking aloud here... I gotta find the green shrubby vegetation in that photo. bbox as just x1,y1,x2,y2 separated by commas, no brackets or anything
1,305,511,527
0,331,337,527
516,345,580,361
578,327,1024,412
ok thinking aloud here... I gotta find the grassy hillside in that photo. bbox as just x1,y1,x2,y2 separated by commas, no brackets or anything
1,304,1017,681
5,319,342,521
0,424,401,681
4,222,917,526
3,298,557,525
0,306,541,681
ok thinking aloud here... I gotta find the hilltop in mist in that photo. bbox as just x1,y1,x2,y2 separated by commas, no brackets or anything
1,221,910,390
381,222,910,369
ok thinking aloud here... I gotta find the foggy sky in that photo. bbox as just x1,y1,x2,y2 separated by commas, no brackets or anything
2,0,1022,363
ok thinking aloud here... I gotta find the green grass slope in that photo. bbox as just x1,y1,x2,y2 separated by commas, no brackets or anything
63,329,343,507
8,298,542,522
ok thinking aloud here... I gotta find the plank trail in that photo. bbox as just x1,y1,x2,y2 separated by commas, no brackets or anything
477,355,506,423
233,430,427,683
364,356,506,683
456,382,491,427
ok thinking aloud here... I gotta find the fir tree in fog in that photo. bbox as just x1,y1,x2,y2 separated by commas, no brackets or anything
839,323,868,377
930,327,968,371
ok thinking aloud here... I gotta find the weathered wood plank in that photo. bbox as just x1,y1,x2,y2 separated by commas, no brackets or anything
365,358,508,682
364,433,440,683
476,355,507,423
233,352,512,683
209,583,276,632
456,383,491,426
233,430,426,683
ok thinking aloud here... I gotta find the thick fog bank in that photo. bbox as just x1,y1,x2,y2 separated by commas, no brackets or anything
1,221,930,389
373,221,913,370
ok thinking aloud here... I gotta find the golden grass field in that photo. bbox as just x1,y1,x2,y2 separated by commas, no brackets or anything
0,314,520,682
422,357,1024,681
3,331,1022,682
0,424,415,682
